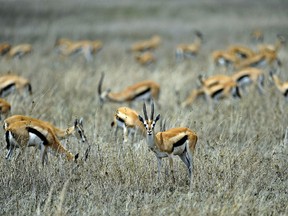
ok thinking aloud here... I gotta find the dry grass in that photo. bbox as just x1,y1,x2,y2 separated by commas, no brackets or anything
0,0,288,215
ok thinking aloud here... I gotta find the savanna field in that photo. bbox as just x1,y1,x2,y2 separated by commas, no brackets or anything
0,0,288,215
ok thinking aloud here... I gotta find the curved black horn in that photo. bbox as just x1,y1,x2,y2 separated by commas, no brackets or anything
150,100,154,120
98,72,104,95
143,103,148,120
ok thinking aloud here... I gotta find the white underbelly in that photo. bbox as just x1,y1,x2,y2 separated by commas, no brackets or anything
28,132,44,148
135,92,151,101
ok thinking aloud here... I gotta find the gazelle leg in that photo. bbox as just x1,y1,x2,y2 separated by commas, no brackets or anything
123,126,128,143
157,157,163,181
168,155,175,183
5,145,15,159
40,144,48,165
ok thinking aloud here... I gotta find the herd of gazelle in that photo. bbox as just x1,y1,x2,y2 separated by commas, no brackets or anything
211,34,285,70
0,31,287,183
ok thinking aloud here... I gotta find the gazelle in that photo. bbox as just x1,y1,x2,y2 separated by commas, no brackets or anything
198,74,233,88
227,44,255,59
3,115,87,143
98,73,160,107
250,29,264,43
231,67,265,94
269,70,288,99
0,74,32,97
111,107,145,143
5,120,78,165
135,51,156,66
128,35,161,52
7,43,32,58
181,80,241,109
0,98,11,120
211,50,239,68
0,43,11,56
257,34,286,53
56,39,102,62
138,101,198,182
175,31,203,60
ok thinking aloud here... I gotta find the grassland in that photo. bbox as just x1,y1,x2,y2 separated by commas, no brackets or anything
0,0,288,215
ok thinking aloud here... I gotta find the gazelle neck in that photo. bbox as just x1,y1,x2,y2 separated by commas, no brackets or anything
54,125,75,138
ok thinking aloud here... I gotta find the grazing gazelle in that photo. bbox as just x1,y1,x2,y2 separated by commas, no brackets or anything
181,80,241,109
227,44,255,59
3,115,87,143
129,35,161,53
231,67,265,94
0,98,11,120
111,107,145,143
98,73,160,107
198,74,233,88
138,101,198,182
7,43,32,58
5,120,78,165
59,40,102,62
135,51,156,66
269,70,288,99
0,74,32,97
175,31,203,60
211,50,239,68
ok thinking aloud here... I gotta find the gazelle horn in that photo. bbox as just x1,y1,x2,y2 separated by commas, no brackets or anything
98,72,104,95
143,103,148,120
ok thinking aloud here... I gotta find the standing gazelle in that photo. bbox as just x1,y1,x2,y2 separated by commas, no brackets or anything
111,107,146,143
3,115,87,143
98,73,160,107
138,101,198,183
5,120,78,165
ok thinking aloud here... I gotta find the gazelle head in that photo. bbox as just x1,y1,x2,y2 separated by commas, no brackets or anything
138,101,160,136
97,72,111,107
74,118,87,143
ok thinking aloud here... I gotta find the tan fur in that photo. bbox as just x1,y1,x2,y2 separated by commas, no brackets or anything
227,45,255,59
176,32,203,59
0,43,11,56
0,74,32,97
7,44,32,58
0,98,11,119
135,51,156,65
129,35,161,52
111,107,146,142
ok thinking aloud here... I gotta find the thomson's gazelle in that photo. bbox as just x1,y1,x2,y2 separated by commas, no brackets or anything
98,73,160,107
111,107,145,143
5,120,78,165
3,115,87,143
138,101,198,183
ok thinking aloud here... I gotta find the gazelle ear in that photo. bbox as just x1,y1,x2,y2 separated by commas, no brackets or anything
138,115,144,123
155,114,160,123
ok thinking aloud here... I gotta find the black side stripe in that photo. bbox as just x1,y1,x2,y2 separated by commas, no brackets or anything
116,116,125,124
236,75,249,83
5,131,10,149
131,88,151,100
0,83,16,97
27,127,49,146
211,88,224,98
172,135,188,152
284,89,288,97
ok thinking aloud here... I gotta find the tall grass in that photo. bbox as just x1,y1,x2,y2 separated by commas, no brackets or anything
0,0,287,215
